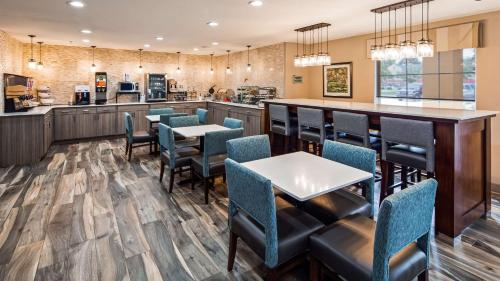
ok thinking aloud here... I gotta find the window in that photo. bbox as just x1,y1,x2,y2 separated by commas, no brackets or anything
377,49,476,101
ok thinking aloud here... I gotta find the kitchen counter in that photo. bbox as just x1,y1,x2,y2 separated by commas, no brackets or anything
263,99,497,122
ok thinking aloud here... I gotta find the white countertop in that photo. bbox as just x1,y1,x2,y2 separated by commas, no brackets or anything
263,99,497,122
172,124,229,138
242,151,373,201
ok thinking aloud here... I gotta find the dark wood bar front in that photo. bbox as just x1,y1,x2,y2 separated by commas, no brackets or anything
263,99,497,238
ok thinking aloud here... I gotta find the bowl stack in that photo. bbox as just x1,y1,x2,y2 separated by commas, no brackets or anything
38,86,55,105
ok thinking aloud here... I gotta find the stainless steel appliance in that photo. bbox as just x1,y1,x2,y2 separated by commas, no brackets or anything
145,73,167,102
118,81,139,92
75,85,91,105
166,79,187,101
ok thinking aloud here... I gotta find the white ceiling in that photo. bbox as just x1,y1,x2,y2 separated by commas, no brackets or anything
0,0,499,55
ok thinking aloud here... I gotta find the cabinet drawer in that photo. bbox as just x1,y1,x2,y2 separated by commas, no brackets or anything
118,105,149,112
54,108,77,115
77,108,97,114
97,106,117,113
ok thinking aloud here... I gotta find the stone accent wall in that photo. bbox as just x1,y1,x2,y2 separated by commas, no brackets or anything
0,30,24,112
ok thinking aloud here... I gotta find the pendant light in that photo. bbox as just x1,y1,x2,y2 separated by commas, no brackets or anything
90,46,97,72
417,0,434,58
246,45,252,72
400,4,417,59
36,42,44,70
27,35,37,69
294,31,301,67
225,50,231,74
384,8,400,61
210,53,214,74
370,12,380,61
176,52,181,74
138,48,144,73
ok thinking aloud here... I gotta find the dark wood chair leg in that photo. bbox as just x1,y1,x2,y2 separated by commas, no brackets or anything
380,160,389,205
417,170,422,181
401,166,408,189
418,270,429,281
179,167,183,177
204,177,210,204
270,131,275,151
310,257,321,281
284,135,290,154
149,141,152,154
318,143,323,156
227,231,238,272
159,160,165,182
222,173,226,183
125,139,129,155
169,169,175,193
191,165,196,190
427,171,434,179
128,143,133,161
265,268,279,281
387,162,395,195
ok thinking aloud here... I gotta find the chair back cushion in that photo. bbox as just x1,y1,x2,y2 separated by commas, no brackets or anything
158,124,176,166
322,140,376,214
159,113,188,126
373,178,438,281
124,112,134,141
225,158,278,267
223,117,243,129
227,135,271,163
169,115,200,128
202,128,244,176
196,108,209,124
298,107,326,143
269,104,291,135
148,107,174,116
333,111,369,145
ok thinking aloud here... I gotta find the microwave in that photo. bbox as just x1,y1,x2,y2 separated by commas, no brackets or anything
118,82,139,92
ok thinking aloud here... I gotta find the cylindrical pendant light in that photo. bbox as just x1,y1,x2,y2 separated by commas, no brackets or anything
400,4,417,59
246,45,252,72
226,50,231,74
384,8,400,60
138,48,144,73
371,12,379,61
176,51,181,74
417,0,434,57
210,53,214,74
36,42,44,70
28,35,37,69
90,46,97,72
294,31,300,67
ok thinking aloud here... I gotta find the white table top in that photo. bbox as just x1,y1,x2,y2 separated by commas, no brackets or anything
146,115,160,123
172,124,229,138
242,151,373,201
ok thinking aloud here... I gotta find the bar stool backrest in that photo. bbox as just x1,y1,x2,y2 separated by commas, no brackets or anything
269,104,291,136
380,117,435,171
297,107,326,142
333,111,370,147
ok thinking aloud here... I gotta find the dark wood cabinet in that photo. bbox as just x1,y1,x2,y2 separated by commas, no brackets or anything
54,109,77,141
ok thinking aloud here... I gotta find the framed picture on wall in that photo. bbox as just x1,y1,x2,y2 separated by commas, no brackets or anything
323,62,353,98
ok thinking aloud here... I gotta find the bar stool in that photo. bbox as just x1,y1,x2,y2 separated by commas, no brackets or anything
333,111,381,151
380,117,435,203
297,107,333,156
269,104,297,154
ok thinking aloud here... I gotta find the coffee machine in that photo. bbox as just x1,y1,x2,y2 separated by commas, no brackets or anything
75,85,90,105
95,72,107,105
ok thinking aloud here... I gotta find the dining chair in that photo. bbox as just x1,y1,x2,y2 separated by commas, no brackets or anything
309,178,438,281
380,117,435,203
196,108,209,124
297,107,333,156
223,117,243,129
303,140,376,225
158,123,199,193
191,128,244,204
169,115,201,149
159,112,188,126
226,135,271,163
124,112,155,161
269,104,297,153
225,158,324,280
148,107,174,116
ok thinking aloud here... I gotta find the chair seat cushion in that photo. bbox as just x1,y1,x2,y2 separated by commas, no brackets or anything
271,122,297,136
161,147,200,168
310,214,427,281
303,189,371,225
191,154,227,177
300,127,334,144
386,144,427,171
337,134,381,150
132,131,154,143
232,198,324,267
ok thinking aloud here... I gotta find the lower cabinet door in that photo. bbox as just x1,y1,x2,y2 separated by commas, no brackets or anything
77,113,98,139
54,114,77,141
97,112,118,136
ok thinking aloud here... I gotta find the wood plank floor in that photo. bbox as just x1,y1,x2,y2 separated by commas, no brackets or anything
0,139,498,281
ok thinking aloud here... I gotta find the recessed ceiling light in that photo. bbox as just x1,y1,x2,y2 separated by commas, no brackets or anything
82,39,90,43
248,0,263,7
193,48,199,51
67,1,85,8
80,29,92,34
211,42,219,46
144,44,151,48
156,36,164,41
207,21,219,27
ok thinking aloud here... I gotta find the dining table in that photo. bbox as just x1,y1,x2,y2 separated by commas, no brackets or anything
242,151,373,201
172,124,229,152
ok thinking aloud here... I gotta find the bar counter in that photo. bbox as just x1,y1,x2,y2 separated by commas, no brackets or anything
262,98,497,239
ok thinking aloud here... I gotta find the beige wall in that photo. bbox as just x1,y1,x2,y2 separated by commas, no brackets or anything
0,30,24,111
214,43,286,97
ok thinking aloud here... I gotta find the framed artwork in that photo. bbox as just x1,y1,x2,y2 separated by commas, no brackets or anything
323,62,353,98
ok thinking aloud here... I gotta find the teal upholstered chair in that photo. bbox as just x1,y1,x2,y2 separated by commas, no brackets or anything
124,112,155,161
191,128,244,203
226,135,271,163
304,140,376,224
309,178,438,281
169,115,200,128
159,113,188,126
158,124,199,193
196,108,209,124
225,159,324,280
223,117,243,129
148,107,174,116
